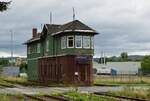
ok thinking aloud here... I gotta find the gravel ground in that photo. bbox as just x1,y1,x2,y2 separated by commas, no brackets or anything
0,86,123,94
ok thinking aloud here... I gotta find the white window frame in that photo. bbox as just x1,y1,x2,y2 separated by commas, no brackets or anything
91,36,94,49
37,43,41,53
61,36,66,49
83,36,90,48
67,36,74,48
75,35,82,48
46,40,49,52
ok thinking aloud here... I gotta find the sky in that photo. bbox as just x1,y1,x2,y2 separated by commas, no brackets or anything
0,0,150,57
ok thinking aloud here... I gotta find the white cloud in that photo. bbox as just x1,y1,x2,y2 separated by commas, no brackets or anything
1,0,150,57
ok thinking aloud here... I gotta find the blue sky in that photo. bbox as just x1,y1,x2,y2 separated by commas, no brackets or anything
0,0,150,57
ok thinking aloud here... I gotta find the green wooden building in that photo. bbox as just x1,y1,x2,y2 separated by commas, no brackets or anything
25,20,98,85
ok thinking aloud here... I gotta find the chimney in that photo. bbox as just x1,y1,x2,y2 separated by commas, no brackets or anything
32,28,37,38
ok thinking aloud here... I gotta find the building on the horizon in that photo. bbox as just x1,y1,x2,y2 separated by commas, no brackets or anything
25,20,98,85
93,61,141,75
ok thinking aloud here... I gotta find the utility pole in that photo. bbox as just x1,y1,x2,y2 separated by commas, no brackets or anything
50,12,52,24
10,30,13,66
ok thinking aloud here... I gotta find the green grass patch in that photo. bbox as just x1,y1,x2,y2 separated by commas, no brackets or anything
50,91,117,101
108,87,150,100
94,76,150,87
0,93,36,101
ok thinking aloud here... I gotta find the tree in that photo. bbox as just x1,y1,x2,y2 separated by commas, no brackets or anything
0,1,11,12
141,55,150,75
120,52,128,61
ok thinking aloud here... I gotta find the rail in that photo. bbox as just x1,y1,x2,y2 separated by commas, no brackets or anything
24,94,71,101
94,92,150,101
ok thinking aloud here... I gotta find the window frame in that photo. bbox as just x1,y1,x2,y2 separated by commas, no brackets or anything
37,43,41,53
75,35,82,48
91,36,94,49
28,46,31,54
46,39,49,52
83,36,90,49
67,35,74,48
61,36,66,49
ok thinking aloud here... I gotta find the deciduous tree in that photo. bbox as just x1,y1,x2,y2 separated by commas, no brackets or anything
141,55,150,75
0,1,11,12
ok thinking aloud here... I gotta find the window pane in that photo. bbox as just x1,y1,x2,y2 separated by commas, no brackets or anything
83,36,90,48
67,36,74,48
69,40,73,47
75,36,82,48
37,43,40,53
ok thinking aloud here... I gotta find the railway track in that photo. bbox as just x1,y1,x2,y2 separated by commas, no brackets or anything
94,92,150,101
24,94,71,101
0,83,14,88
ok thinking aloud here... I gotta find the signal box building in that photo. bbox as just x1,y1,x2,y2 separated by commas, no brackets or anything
26,20,98,85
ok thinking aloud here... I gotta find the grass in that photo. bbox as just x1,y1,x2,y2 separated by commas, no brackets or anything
0,76,75,87
108,87,150,100
50,91,117,101
0,93,36,101
94,76,150,86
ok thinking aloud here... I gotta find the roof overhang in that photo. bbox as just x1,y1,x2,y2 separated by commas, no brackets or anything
51,29,99,36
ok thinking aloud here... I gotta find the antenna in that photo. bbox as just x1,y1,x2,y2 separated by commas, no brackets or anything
50,12,52,24
73,7,75,21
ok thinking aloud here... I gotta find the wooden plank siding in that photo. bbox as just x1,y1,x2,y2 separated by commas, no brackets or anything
38,55,93,85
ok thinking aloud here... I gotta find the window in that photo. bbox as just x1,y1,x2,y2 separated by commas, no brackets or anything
67,36,74,48
75,35,82,48
37,43,40,53
28,46,31,54
83,36,90,48
61,36,66,49
46,40,49,52
91,36,94,49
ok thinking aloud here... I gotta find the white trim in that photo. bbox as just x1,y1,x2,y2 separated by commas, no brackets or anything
75,35,82,48
51,30,96,36
67,35,74,48
91,36,94,49
61,36,66,49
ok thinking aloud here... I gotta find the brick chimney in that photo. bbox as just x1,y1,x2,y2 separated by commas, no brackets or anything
32,28,37,38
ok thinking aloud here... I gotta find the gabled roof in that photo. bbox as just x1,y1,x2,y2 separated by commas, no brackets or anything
50,20,98,36
44,24,61,34
25,20,98,44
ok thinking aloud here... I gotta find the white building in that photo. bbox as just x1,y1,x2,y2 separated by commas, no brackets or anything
93,61,141,75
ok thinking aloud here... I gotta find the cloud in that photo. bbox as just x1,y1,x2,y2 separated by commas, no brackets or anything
0,0,150,57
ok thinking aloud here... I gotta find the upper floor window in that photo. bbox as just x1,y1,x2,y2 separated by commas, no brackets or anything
61,36,66,49
37,43,41,53
91,36,94,49
28,46,31,54
46,40,49,52
83,36,90,48
67,36,74,48
75,35,82,48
